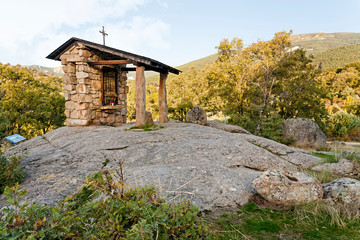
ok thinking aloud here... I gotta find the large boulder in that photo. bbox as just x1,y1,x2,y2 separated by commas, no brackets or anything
311,158,359,176
252,169,323,206
1,123,322,211
185,105,207,125
322,178,360,215
283,118,326,149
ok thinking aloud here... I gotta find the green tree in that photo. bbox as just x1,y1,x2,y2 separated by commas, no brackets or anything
0,64,65,139
205,31,327,134
167,67,205,120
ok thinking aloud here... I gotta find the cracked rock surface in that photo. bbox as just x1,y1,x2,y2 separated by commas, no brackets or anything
1,122,321,211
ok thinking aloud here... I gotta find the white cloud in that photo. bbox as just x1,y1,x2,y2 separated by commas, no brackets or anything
0,0,170,67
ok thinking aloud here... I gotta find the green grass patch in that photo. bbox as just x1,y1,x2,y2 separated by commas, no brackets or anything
343,151,360,164
126,123,164,132
305,169,339,184
312,152,338,163
210,202,360,240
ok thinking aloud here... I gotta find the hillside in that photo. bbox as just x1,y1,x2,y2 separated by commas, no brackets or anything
145,53,218,84
312,43,360,69
291,32,360,55
29,65,64,77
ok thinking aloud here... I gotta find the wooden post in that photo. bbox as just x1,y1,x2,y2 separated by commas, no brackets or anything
135,66,146,126
158,73,168,123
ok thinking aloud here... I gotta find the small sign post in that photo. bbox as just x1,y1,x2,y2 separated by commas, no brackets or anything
4,134,26,144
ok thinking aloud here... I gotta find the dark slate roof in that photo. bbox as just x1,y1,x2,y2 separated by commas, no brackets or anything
46,37,180,74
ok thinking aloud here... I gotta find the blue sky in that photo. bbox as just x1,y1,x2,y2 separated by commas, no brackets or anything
1,0,360,67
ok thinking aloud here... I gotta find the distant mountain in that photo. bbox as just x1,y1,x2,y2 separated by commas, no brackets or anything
145,54,218,84
29,65,64,77
291,32,360,55
159,32,360,74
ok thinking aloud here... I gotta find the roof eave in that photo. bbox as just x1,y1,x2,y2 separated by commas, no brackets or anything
46,37,181,75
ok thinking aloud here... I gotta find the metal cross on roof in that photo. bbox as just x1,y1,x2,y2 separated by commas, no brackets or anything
99,26,108,45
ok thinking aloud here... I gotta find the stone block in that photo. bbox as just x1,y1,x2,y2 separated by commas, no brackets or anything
64,74,77,85
67,45,77,53
64,92,70,101
92,119,100,125
70,110,79,119
71,94,79,102
60,54,70,62
89,73,101,80
70,90,77,95
76,84,89,94
79,94,92,103
116,115,123,123
76,103,89,110
125,86,129,94
119,88,125,94
80,110,90,119
64,84,76,91
62,63,76,73
107,114,115,124
67,56,85,62
121,108,127,116
90,68,101,74
93,98,102,106
66,119,90,126
100,118,107,124
64,109,71,118
92,80,101,91
90,55,100,61
76,71,89,79
96,111,102,118
78,78,91,84
119,93,127,101
79,49,92,57
65,101,75,110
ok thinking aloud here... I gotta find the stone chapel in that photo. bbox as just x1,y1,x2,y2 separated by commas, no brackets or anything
47,37,180,127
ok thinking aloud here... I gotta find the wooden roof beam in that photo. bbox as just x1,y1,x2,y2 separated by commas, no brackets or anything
88,60,133,65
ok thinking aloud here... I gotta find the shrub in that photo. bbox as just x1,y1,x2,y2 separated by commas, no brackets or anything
0,161,216,239
229,112,294,145
327,111,360,139
0,153,25,194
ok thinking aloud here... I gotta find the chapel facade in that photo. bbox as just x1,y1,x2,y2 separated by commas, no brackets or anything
47,38,180,127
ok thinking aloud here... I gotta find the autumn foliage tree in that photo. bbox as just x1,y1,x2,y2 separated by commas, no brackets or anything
204,31,327,134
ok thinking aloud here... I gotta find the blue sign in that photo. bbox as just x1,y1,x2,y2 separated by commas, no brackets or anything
5,134,26,144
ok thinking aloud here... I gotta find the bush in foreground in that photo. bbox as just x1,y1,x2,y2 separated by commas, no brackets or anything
0,162,216,239
229,112,294,145
0,153,25,194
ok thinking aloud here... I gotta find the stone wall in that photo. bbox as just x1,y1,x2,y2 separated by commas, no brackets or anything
60,42,127,126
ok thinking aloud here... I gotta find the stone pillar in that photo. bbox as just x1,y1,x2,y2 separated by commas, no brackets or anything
135,66,146,126
158,73,168,123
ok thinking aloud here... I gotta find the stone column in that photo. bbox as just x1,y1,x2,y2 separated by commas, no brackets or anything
158,73,168,123
135,66,146,126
